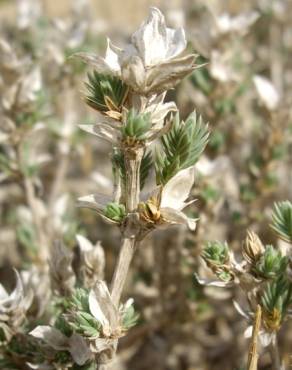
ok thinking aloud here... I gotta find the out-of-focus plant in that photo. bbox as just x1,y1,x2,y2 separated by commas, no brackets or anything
197,201,292,369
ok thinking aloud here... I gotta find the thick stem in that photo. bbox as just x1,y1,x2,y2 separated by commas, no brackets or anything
110,147,143,306
124,148,143,212
110,238,137,306
269,335,282,370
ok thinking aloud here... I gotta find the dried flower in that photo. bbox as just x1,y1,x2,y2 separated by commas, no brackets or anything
242,230,265,266
76,234,105,287
0,270,33,341
73,7,199,95
139,167,198,230
49,242,76,296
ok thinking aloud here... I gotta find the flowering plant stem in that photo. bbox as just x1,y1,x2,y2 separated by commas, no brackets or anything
247,305,261,370
110,148,144,306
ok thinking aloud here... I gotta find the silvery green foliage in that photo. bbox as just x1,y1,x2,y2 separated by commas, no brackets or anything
69,6,207,366
74,7,199,95
197,205,292,348
30,281,138,367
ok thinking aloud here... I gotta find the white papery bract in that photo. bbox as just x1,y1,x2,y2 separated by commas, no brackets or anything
130,7,186,67
0,270,33,340
74,7,198,95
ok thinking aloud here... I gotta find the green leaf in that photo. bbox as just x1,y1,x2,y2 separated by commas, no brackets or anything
155,112,209,185
271,201,292,243
191,67,212,95
122,304,139,330
140,151,153,189
112,148,126,186
85,71,128,112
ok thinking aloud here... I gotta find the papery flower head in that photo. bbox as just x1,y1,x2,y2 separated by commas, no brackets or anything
73,7,199,95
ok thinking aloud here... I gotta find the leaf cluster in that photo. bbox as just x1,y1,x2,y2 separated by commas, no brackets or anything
255,245,287,279
271,201,292,243
155,112,209,185
202,241,230,266
261,277,292,321
104,202,126,222
85,71,128,113
202,241,231,282
122,109,151,140
67,288,101,338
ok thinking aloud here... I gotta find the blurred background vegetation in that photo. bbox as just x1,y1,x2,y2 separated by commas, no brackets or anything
0,0,292,369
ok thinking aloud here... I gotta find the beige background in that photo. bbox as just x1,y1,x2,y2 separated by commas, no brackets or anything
0,0,184,26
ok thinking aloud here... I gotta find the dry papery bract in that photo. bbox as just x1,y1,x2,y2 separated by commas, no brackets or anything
0,1,292,370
